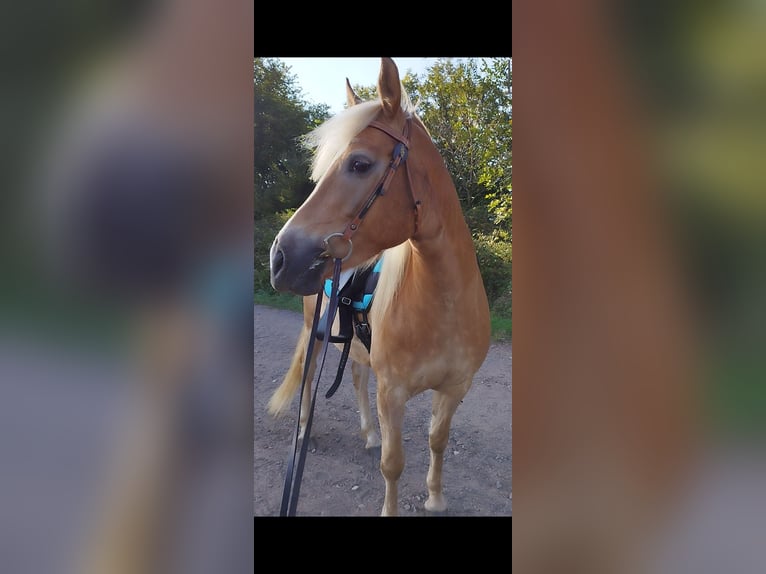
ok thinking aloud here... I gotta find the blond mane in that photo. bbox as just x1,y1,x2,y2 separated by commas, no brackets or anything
370,240,411,327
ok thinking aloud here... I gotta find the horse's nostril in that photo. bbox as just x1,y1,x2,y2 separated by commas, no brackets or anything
272,248,285,275
269,232,327,294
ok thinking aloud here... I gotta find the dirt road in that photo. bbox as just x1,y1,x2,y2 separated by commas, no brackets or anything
253,304,512,516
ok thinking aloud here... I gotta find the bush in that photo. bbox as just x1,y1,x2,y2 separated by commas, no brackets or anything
464,205,497,236
254,210,294,293
473,233,512,316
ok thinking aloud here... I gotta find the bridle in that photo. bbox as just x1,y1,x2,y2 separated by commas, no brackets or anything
279,115,420,516
320,115,421,262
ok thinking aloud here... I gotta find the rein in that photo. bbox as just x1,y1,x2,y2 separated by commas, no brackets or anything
279,115,417,516
279,257,342,516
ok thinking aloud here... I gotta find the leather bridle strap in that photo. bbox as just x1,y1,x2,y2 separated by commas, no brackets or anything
339,117,421,244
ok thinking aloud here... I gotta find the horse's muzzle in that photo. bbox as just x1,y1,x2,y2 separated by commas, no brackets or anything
270,230,328,295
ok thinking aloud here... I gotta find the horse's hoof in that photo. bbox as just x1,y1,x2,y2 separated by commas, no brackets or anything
424,495,447,513
365,433,381,449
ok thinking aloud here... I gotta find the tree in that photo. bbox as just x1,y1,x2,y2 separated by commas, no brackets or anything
254,58,329,217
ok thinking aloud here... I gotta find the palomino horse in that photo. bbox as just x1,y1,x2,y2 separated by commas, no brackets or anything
268,57,491,516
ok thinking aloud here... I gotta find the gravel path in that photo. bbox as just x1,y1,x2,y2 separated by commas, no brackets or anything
253,304,512,516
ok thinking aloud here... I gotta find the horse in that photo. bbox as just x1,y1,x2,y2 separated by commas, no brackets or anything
267,57,491,516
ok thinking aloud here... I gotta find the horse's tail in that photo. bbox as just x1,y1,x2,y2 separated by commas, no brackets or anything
267,323,309,417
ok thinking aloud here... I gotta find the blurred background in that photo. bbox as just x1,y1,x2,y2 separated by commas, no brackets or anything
514,0,766,572
621,1,766,568
0,1,253,572
618,0,766,439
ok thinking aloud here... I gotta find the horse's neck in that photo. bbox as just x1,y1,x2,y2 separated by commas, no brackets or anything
407,168,479,304
371,149,489,363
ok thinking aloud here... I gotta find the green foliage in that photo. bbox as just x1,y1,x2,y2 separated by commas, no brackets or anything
411,59,512,223
254,210,294,292
485,188,512,233
473,232,512,313
254,209,303,310
254,58,329,218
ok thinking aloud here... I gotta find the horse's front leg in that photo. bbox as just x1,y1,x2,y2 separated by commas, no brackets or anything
425,387,465,512
351,361,380,448
376,382,406,516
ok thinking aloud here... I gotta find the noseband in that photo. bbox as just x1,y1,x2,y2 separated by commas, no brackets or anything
322,116,421,260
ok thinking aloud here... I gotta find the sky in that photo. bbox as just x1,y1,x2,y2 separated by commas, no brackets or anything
278,58,446,115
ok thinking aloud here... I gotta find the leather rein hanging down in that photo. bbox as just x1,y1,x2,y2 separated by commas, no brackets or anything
279,116,420,517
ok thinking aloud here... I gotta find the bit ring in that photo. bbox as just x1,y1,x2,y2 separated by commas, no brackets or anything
322,232,353,262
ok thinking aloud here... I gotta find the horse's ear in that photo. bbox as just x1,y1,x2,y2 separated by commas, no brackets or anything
345,78,362,107
378,57,401,117
346,78,362,108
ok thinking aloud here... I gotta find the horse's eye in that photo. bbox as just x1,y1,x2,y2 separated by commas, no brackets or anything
349,159,372,174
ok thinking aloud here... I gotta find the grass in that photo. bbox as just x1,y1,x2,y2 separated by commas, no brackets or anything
491,315,513,342
253,289,304,313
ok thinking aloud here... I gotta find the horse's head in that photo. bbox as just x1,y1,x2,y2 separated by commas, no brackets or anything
270,57,420,295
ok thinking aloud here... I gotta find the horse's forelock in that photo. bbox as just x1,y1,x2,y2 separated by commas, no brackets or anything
302,101,380,182
302,83,419,183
